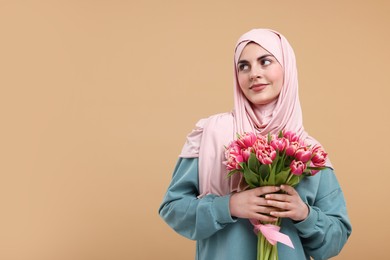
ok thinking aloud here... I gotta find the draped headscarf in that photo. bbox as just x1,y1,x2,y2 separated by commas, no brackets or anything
180,29,332,197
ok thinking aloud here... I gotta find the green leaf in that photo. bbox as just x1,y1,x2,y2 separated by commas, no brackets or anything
266,166,276,185
307,166,327,171
243,168,259,188
277,152,286,172
248,153,260,173
271,152,279,168
227,169,241,177
284,156,292,166
287,174,302,187
258,164,270,184
275,169,290,185
275,152,286,173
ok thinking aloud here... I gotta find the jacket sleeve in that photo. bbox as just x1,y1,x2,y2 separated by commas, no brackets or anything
294,168,352,260
158,158,237,240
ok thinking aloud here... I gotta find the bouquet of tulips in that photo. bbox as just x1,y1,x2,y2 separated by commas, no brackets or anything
225,130,328,260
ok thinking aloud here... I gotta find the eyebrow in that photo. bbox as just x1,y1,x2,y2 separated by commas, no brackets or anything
237,54,273,65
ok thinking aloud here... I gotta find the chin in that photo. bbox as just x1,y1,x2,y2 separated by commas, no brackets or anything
250,97,277,106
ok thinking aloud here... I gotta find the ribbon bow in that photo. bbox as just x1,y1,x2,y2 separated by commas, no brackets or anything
251,221,294,249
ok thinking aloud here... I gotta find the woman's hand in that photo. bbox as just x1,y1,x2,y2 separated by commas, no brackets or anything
265,185,309,222
229,186,281,222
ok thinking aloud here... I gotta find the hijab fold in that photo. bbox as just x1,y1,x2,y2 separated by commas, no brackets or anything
180,29,332,197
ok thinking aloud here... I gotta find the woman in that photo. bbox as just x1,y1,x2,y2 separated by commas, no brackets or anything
159,28,352,260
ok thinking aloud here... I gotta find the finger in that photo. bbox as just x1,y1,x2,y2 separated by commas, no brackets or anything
253,212,278,222
252,196,268,206
253,186,280,197
266,199,290,210
254,205,281,214
269,210,291,218
280,185,297,196
264,193,291,202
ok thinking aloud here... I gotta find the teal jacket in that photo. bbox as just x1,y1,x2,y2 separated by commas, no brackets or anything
159,158,352,260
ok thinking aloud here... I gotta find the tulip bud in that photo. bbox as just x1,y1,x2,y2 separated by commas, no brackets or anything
311,146,328,167
295,147,312,163
286,141,299,156
283,130,299,142
290,160,306,175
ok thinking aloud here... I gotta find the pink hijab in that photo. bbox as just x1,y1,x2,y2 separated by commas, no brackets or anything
180,29,331,197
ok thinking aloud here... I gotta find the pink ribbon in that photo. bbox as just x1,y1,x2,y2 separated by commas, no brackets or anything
251,220,294,249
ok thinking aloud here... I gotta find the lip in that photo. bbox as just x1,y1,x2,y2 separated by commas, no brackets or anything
250,83,269,91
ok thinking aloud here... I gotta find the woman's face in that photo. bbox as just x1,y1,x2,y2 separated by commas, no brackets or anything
237,43,284,106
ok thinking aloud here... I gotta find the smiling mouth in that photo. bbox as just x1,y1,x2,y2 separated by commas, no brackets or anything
250,83,269,91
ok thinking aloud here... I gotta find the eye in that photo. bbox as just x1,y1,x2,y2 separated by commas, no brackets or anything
260,58,272,66
238,63,250,72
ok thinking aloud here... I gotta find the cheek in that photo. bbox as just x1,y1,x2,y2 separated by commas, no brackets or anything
237,74,249,90
270,68,284,90
269,67,283,81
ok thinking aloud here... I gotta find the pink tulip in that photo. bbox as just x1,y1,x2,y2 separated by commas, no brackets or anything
225,152,244,170
242,148,252,162
237,132,257,149
253,136,268,151
256,145,276,165
283,130,299,142
270,137,289,152
225,139,256,170
235,154,244,164
311,146,328,167
226,157,239,170
290,160,306,175
225,143,241,170
295,147,312,163
286,141,299,156
225,143,240,157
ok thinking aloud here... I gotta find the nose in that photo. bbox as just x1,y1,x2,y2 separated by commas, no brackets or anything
250,66,262,80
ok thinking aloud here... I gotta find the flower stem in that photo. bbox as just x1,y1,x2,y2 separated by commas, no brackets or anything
285,173,293,185
258,232,261,260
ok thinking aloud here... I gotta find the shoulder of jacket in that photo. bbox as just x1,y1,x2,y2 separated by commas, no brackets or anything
196,112,233,128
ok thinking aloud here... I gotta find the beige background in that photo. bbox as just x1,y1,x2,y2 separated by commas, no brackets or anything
0,1,389,259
